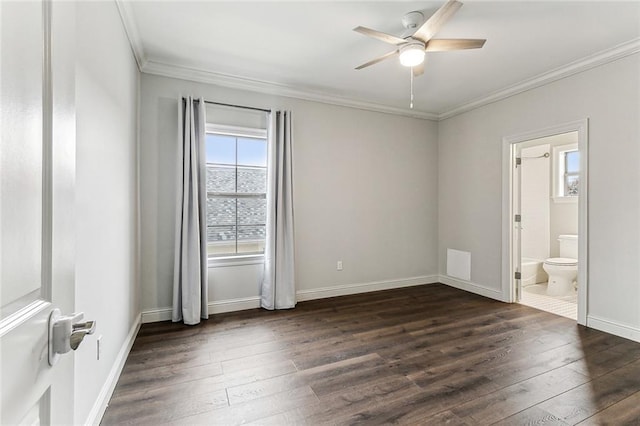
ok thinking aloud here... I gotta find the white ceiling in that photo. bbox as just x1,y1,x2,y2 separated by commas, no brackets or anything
121,1,640,119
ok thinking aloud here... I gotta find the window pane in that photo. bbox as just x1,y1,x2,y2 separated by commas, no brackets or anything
207,225,236,255
207,164,236,193
205,131,267,257
237,198,266,225
566,175,579,196
237,137,267,167
565,150,579,173
237,166,267,194
237,225,265,254
206,134,235,165
207,197,236,226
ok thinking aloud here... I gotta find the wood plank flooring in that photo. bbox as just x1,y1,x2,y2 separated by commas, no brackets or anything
101,284,640,425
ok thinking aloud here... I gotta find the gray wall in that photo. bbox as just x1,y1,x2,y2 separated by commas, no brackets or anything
139,74,439,316
438,53,640,337
74,2,140,423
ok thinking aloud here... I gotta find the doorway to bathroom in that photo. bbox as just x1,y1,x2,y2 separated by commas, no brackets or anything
502,120,588,325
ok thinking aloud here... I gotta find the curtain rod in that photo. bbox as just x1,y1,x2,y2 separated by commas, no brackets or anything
203,100,270,113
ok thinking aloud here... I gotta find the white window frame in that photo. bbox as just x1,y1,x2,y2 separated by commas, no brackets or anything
552,143,579,203
205,123,268,264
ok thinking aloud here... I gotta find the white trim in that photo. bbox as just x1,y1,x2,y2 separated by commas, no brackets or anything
440,38,640,120
0,300,50,337
438,275,506,302
114,1,638,122
141,60,438,121
113,0,147,70
209,296,261,314
296,276,438,302
140,307,172,324
502,119,588,325
141,296,263,323
205,123,267,139
587,315,640,343
85,314,141,426
111,0,639,124
208,255,264,268
141,277,437,323
577,121,589,325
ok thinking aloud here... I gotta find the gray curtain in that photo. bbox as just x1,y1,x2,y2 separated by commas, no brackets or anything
173,97,208,324
261,110,296,310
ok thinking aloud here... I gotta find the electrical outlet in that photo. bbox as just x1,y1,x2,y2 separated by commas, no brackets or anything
96,335,102,361
337,261,343,271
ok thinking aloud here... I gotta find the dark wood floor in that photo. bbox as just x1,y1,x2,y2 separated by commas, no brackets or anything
102,284,640,425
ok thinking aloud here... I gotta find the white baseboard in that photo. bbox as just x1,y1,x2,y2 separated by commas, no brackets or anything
296,275,438,302
209,296,261,314
141,307,172,323
141,296,262,323
587,315,640,343
85,313,141,426
141,276,438,323
439,275,507,302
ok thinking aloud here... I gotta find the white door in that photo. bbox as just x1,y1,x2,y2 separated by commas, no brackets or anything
1,1,77,423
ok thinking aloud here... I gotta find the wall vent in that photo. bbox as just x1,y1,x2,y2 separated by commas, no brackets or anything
446,249,471,281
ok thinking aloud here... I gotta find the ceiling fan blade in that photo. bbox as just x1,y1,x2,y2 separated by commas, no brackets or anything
412,61,425,77
353,26,407,46
412,0,463,42
425,38,486,51
355,49,399,70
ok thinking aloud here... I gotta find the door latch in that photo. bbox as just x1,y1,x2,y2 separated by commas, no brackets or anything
48,309,96,366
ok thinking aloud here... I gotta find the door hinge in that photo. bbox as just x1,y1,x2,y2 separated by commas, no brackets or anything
514,272,522,280
515,157,522,167
514,214,521,223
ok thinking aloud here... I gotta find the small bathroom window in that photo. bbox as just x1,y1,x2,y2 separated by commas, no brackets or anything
552,143,579,202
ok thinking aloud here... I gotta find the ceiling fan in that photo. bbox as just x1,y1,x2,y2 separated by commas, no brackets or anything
354,0,486,77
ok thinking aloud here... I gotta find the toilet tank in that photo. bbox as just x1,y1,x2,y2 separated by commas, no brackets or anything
558,234,578,259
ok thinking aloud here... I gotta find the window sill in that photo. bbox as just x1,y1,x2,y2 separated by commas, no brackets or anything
208,254,265,268
552,196,578,204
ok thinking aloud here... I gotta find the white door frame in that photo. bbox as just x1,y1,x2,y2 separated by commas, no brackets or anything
501,119,588,325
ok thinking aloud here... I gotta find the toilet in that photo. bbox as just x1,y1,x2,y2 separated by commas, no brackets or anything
543,234,578,296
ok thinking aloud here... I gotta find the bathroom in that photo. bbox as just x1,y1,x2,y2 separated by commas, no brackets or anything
517,131,579,319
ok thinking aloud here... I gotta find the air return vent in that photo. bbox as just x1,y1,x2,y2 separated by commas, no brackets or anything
446,249,471,281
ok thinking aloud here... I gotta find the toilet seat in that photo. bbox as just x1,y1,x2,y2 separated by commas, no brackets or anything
544,257,577,266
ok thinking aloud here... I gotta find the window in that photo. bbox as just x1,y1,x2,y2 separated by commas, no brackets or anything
564,150,579,197
552,143,579,201
205,127,267,257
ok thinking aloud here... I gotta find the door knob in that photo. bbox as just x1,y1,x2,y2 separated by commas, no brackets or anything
48,309,97,365
70,320,96,350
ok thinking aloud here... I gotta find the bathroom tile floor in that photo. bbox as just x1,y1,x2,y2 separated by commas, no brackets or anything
521,283,577,320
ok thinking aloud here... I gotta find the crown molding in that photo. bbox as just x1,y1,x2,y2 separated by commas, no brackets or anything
114,0,147,70
141,60,439,121
136,37,640,122
114,1,638,122
439,38,640,120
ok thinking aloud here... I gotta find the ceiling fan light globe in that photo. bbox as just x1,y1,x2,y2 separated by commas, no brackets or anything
399,47,425,67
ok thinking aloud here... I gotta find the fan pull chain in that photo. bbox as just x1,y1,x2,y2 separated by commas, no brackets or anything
410,67,414,109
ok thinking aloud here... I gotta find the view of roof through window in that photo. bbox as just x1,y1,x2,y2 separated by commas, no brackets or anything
206,133,267,256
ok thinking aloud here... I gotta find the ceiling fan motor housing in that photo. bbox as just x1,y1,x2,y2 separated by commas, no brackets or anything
402,11,424,31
